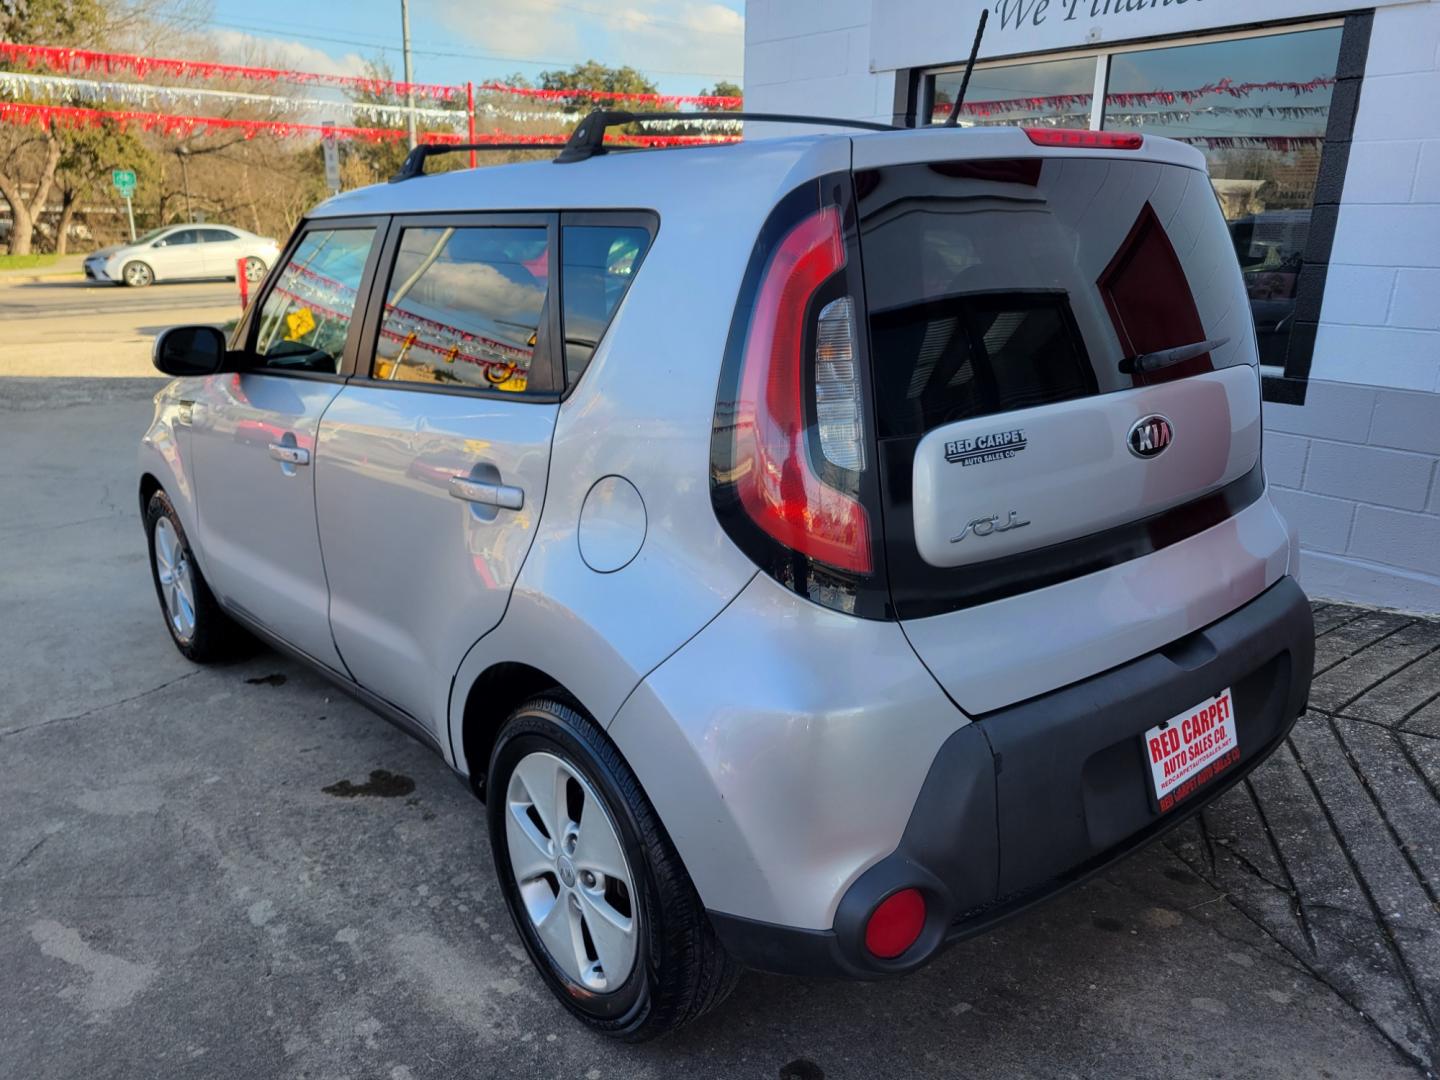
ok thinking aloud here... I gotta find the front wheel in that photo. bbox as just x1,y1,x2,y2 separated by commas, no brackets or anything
242,256,267,284
488,697,740,1040
144,490,250,662
122,260,153,287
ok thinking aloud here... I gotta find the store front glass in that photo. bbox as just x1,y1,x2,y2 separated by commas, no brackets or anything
929,56,1094,128
923,24,1346,373
1103,28,1344,367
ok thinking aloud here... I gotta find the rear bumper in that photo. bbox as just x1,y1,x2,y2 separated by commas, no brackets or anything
710,575,1314,978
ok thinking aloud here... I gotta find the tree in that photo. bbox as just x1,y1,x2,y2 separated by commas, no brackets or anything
702,80,742,101
0,0,121,253
538,60,659,109
50,123,154,253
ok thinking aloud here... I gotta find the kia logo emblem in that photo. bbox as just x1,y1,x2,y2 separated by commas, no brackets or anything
1128,415,1174,459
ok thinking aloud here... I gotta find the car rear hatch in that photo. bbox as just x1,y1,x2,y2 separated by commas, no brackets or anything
852,128,1278,714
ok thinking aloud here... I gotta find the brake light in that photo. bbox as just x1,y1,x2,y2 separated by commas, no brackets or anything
730,206,872,574
1024,128,1144,150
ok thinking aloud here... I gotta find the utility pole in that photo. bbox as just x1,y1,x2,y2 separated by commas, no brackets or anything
401,0,417,150
176,146,193,222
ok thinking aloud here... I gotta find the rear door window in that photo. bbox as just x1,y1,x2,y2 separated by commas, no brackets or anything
370,225,551,394
560,218,654,389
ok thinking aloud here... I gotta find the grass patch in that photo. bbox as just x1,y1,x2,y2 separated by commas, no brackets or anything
0,253,60,271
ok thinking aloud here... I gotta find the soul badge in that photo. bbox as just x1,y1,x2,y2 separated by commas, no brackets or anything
945,428,1027,467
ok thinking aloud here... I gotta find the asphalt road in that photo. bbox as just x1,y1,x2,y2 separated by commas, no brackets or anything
0,277,238,383
0,304,1426,1078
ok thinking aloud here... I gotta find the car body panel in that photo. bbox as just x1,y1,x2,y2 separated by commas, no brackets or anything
608,570,970,930
315,385,558,737
186,372,348,671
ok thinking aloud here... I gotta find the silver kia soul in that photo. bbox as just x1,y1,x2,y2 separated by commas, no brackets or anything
138,113,1316,1039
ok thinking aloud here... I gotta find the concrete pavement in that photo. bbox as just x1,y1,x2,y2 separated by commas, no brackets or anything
1,355,1436,1074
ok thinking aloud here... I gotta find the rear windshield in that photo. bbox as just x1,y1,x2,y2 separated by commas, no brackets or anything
856,157,1250,439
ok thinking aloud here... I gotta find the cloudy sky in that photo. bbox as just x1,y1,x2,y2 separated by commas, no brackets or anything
205,0,744,94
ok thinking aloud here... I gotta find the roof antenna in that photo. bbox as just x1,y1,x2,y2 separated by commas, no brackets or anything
943,8,989,127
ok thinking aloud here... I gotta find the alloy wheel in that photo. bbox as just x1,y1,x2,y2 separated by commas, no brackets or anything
505,750,638,992
243,257,266,283
153,517,197,641
124,262,152,287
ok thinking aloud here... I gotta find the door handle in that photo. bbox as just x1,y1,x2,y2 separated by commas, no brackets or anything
449,475,524,511
268,443,311,466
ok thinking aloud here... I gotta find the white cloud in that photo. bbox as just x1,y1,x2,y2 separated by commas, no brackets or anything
438,0,742,82
208,29,371,80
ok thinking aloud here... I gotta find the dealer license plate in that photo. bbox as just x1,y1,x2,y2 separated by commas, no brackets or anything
1144,688,1241,814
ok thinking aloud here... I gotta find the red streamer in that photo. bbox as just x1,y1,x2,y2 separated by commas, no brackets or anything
0,100,738,147
0,41,744,108
934,75,1337,117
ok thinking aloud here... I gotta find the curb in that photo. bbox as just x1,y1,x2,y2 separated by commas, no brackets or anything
0,271,89,284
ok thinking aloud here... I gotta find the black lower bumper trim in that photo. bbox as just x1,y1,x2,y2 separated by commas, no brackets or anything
709,576,1315,979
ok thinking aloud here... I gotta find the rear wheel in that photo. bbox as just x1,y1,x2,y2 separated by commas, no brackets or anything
122,260,153,288
144,490,250,662
242,256,267,284
488,697,740,1040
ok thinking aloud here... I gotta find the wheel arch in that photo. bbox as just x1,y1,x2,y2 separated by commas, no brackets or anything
139,471,163,515
457,661,576,801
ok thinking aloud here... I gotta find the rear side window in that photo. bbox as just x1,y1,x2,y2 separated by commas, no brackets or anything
372,226,549,393
560,223,652,388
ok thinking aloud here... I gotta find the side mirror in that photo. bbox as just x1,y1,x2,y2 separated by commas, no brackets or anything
153,239,167,247
154,325,227,377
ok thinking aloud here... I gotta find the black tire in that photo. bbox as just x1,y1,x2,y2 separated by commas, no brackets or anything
144,490,251,663
122,260,153,288
488,697,741,1041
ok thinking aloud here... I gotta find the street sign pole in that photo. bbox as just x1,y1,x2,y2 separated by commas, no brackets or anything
112,169,138,241
322,121,341,196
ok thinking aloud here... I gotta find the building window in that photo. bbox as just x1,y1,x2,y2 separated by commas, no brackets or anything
928,55,1095,127
1102,28,1344,372
918,16,1371,405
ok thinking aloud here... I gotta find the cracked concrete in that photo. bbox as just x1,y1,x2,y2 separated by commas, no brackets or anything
0,363,1433,1078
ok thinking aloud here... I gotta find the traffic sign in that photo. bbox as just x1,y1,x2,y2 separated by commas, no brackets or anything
112,168,137,196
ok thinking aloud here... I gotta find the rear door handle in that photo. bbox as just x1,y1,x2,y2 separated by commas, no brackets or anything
449,475,524,511
268,443,311,466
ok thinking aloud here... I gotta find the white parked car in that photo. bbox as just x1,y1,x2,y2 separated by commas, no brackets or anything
85,224,280,287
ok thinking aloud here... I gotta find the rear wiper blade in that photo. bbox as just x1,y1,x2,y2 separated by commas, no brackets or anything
1119,338,1229,374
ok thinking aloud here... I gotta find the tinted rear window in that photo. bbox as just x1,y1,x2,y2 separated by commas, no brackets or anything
856,157,1250,439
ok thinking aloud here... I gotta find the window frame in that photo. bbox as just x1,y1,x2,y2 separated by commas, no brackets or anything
345,210,564,402
235,213,393,385
557,208,660,396
914,13,1371,407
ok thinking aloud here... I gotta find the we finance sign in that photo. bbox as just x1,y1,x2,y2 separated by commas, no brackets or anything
870,0,1394,69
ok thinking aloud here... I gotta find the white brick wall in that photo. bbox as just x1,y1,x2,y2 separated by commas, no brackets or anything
744,0,896,126
1318,1,1440,394
1264,381,1440,611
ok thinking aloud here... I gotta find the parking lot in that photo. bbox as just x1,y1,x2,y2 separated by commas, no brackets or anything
2,276,1437,1079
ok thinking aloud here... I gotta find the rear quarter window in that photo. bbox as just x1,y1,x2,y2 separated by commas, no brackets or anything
560,220,654,389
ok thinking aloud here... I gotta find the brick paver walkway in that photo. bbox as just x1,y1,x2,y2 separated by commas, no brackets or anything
1167,601,1440,1073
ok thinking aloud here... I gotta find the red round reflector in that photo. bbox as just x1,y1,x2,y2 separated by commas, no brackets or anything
864,888,926,959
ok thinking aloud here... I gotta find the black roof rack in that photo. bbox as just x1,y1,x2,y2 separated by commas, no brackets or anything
554,109,898,164
388,111,902,180
389,142,560,182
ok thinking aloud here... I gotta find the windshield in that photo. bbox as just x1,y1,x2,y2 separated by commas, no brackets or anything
135,227,170,245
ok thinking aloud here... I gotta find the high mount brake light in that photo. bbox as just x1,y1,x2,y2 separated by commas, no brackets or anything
731,205,872,574
1024,128,1144,150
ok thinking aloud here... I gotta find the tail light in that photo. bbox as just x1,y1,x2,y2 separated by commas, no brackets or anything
712,180,888,616
1024,128,1144,150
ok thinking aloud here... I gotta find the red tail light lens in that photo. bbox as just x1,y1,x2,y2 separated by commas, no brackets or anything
1024,128,1144,150
865,888,927,959
731,206,872,574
